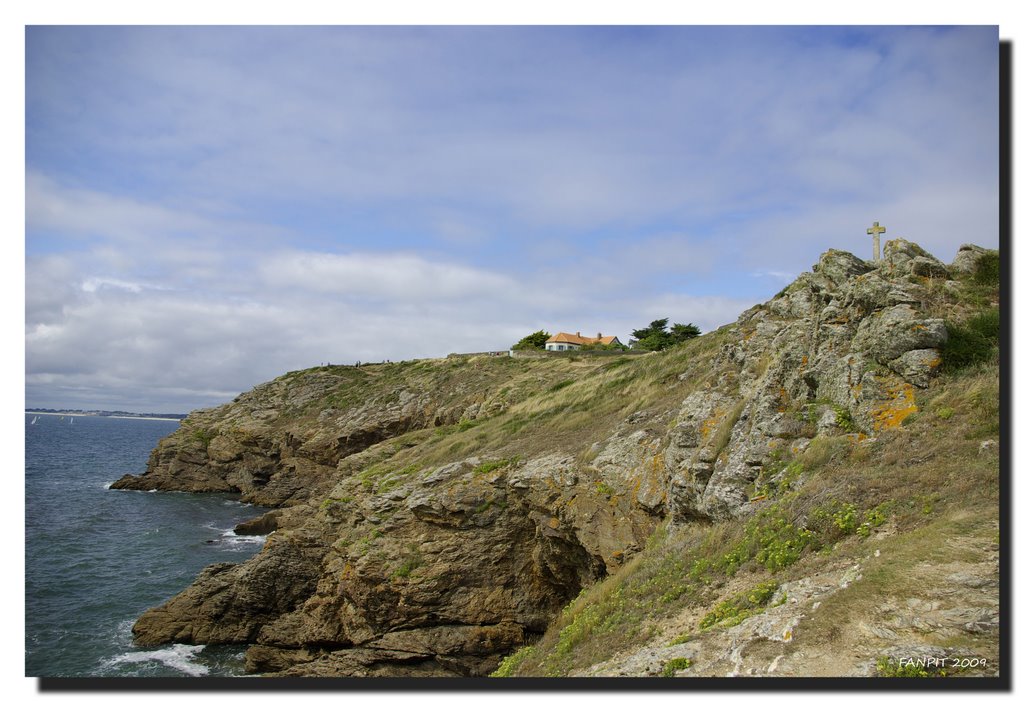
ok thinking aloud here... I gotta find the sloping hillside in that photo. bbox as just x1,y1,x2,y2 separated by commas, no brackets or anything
113,239,1001,678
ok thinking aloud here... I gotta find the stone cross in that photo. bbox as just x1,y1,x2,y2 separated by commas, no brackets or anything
866,221,886,262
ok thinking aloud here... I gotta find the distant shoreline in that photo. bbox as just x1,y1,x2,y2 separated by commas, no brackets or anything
25,411,182,422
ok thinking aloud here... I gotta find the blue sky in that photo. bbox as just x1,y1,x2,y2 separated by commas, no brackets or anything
24,25,999,413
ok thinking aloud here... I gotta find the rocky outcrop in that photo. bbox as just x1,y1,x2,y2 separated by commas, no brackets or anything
663,240,952,522
110,361,543,506
948,243,998,277
114,241,986,677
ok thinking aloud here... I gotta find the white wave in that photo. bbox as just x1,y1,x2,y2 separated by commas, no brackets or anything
101,482,114,489
218,531,268,551
102,643,210,676
115,619,134,638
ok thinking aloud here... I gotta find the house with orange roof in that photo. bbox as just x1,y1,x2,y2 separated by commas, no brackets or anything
545,331,622,352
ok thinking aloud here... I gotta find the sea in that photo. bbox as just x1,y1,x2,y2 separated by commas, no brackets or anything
25,413,270,678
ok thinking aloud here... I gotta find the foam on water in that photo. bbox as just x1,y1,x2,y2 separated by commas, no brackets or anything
101,644,210,676
219,530,268,551
223,499,254,507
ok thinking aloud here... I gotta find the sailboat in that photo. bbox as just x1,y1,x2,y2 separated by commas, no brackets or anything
69,417,74,425
31,415,38,425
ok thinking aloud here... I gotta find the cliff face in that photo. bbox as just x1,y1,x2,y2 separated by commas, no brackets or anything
112,240,1001,678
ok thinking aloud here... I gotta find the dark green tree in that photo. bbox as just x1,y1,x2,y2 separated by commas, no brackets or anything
512,330,551,351
631,319,671,351
631,319,700,351
670,323,701,343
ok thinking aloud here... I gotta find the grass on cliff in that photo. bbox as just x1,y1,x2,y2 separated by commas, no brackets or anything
344,332,730,493
499,355,1000,677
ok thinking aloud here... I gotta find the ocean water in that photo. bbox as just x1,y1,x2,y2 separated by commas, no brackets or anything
25,413,269,677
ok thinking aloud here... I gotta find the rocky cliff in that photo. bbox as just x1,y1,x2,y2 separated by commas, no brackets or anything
112,240,1001,678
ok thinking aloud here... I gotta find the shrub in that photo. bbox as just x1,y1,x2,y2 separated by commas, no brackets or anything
191,427,218,448
699,580,778,629
969,308,1000,339
473,456,520,475
875,657,946,677
490,646,534,677
512,331,550,351
751,460,803,499
631,319,701,351
834,407,857,432
942,310,999,372
661,657,693,677
973,252,1000,286
392,555,423,579
831,503,859,535
718,507,813,575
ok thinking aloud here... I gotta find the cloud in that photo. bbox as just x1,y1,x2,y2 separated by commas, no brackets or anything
26,236,760,412
23,26,999,413
80,277,164,294
26,172,214,241
259,251,520,301
27,27,992,232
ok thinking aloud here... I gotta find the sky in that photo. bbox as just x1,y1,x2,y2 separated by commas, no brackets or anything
23,25,1000,414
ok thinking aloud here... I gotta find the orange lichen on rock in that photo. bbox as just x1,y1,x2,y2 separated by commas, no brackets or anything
700,410,725,439
777,386,789,413
872,378,918,431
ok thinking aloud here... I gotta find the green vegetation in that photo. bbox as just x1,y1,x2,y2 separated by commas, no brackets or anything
473,456,520,475
660,657,693,676
435,418,479,437
490,646,535,677
630,318,701,351
320,496,352,510
834,406,857,432
512,330,551,351
875,657,946,678
190,427,218,448
972,252,1000,286
721,506,814,575
751,460,803,500
358,461,424,493
699,581,779,630
393,555,424,579
943,309,999,372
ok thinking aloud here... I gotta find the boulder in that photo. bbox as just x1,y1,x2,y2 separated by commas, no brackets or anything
949,243,998,277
